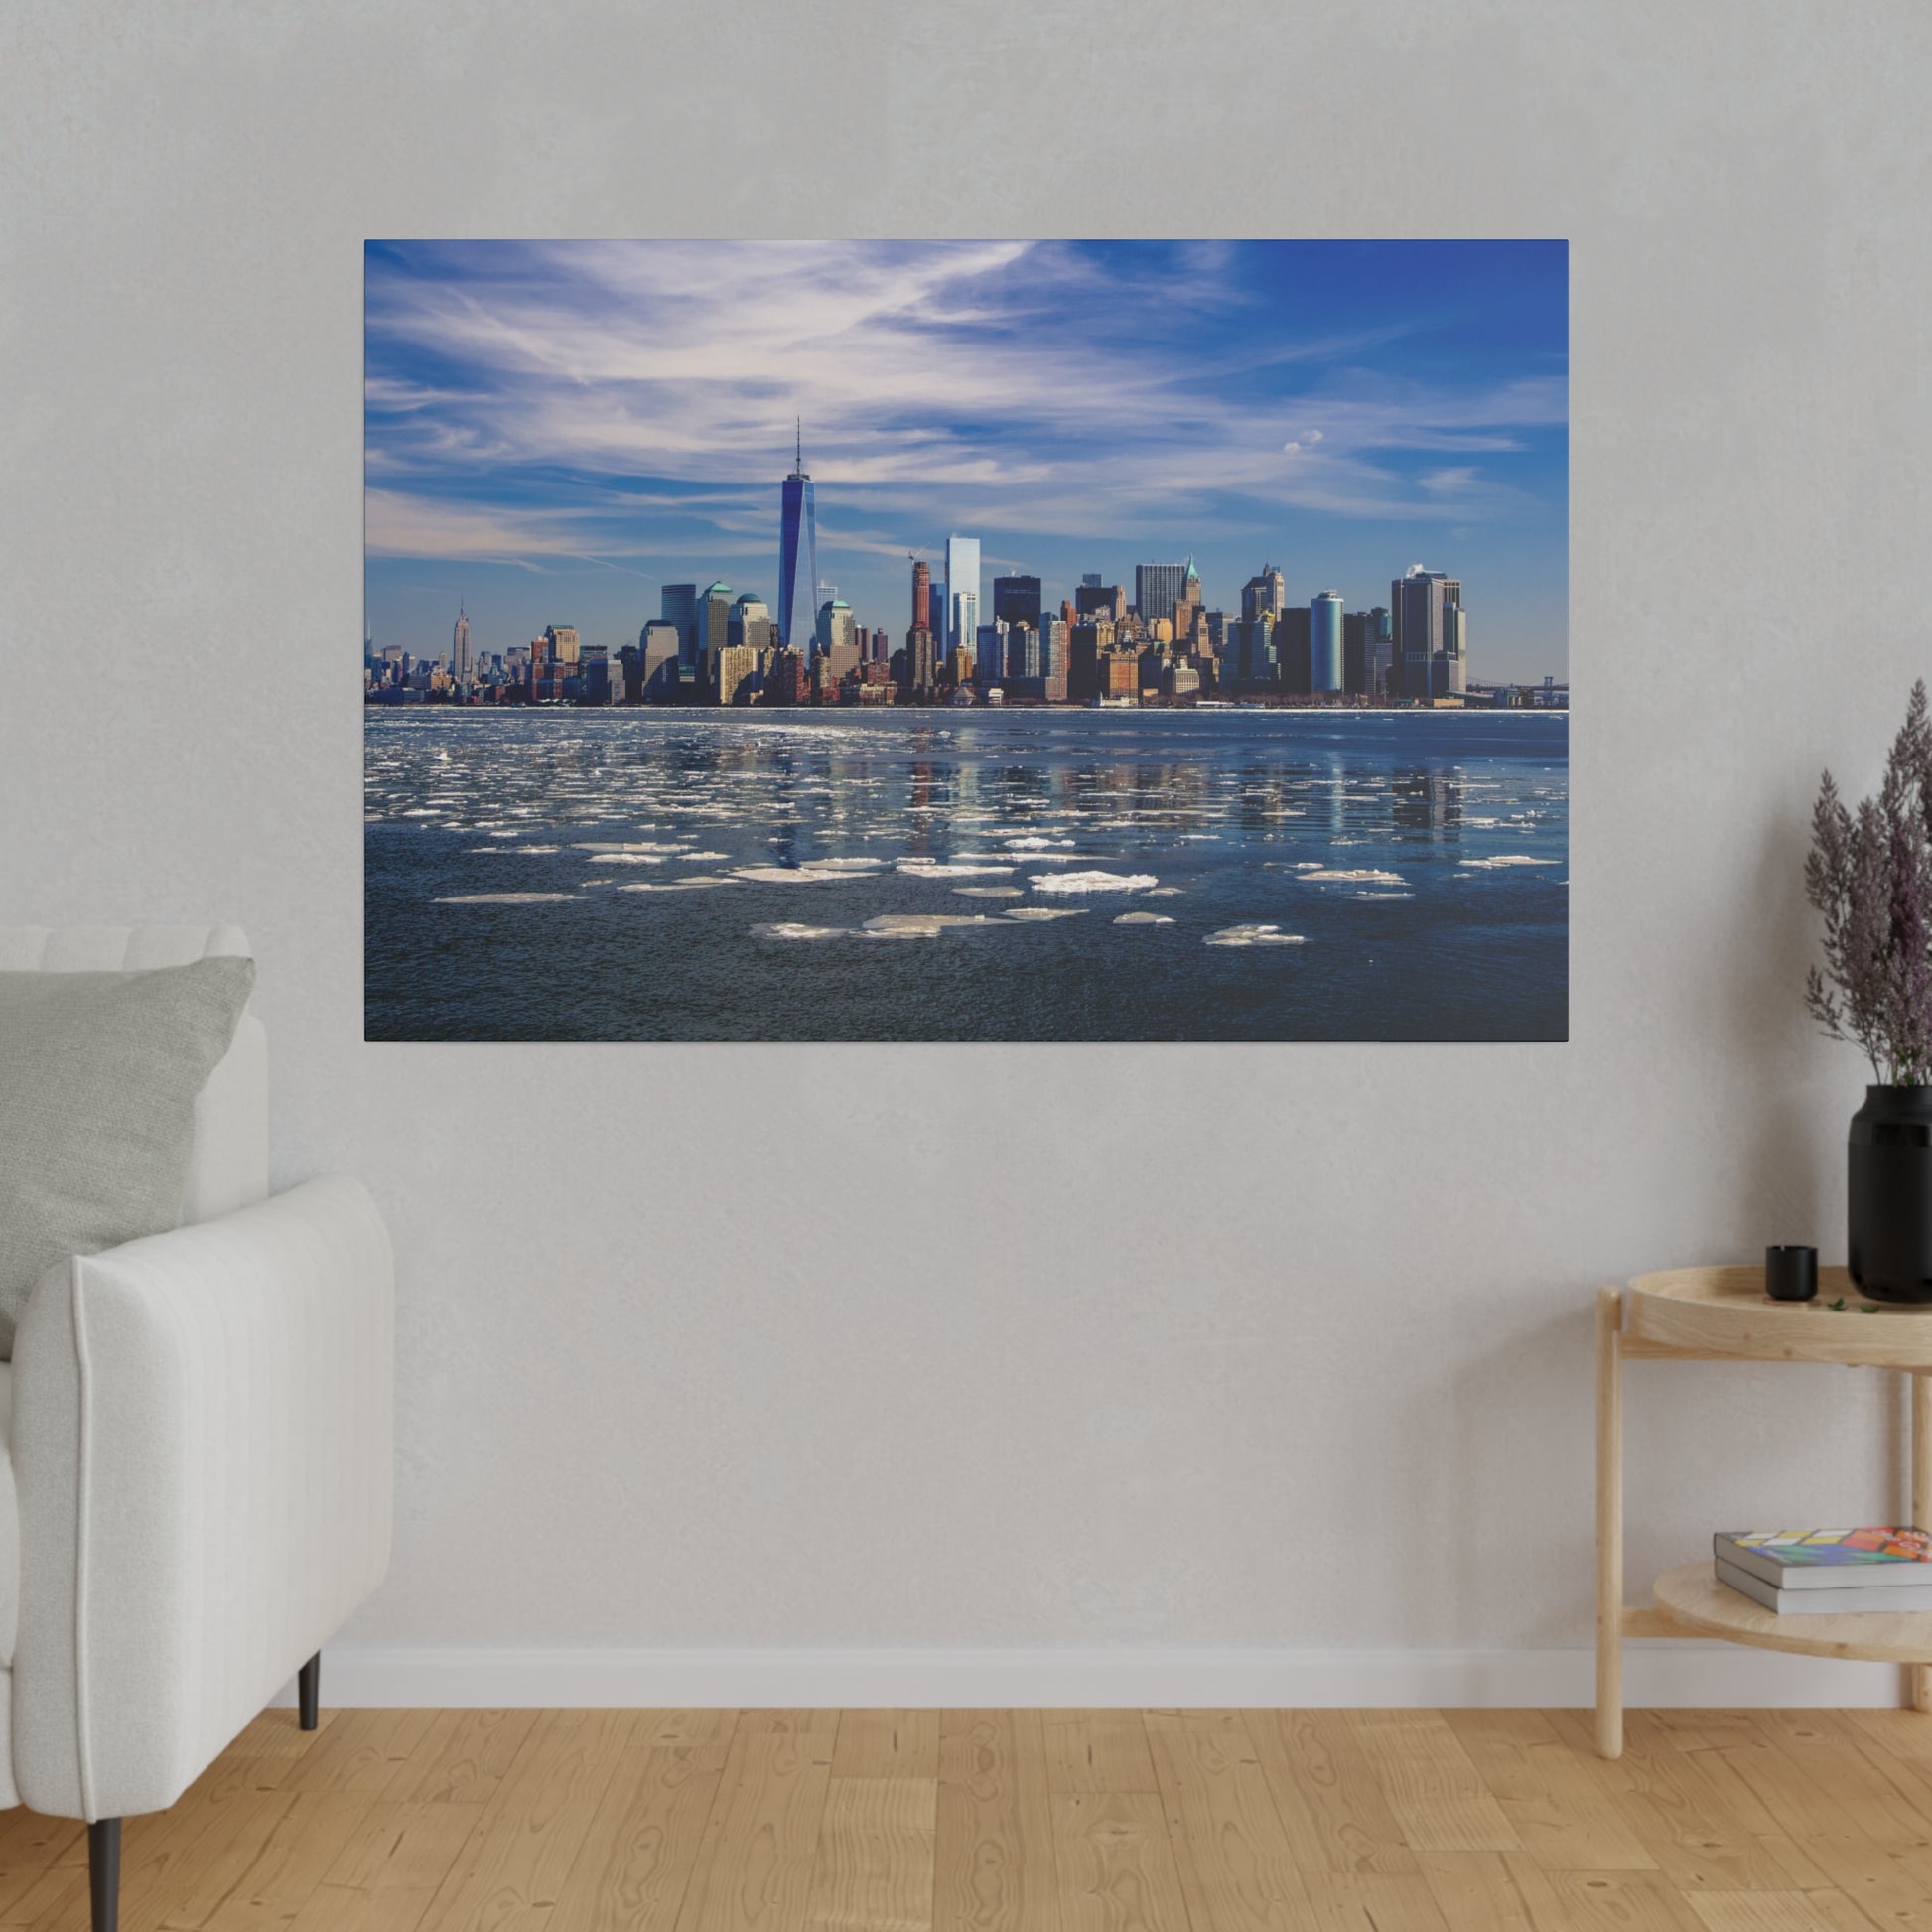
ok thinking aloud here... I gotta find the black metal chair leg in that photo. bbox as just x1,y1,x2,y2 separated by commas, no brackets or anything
89,1818,120,1932
298,1652,321,1731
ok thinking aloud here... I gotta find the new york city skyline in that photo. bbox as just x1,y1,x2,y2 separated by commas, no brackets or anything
364,240,1568,683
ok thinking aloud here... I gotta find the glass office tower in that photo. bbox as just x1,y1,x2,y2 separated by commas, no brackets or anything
778,425,818,656
1311,590,1345,694
944,534,980,659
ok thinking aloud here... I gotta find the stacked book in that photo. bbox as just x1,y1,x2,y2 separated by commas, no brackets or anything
1716,1528,1932,1613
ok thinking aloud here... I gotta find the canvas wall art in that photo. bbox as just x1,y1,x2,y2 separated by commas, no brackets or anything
363,240,1568,1042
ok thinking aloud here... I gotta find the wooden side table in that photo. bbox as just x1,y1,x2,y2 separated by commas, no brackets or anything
1596,1265,1932,1759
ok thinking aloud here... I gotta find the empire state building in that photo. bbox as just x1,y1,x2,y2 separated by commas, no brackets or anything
776,421,818,656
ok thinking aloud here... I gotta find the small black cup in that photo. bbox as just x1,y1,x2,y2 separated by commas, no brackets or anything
1765,1245,1818,1302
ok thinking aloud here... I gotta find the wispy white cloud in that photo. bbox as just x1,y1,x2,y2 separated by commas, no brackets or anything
364,241,1566,566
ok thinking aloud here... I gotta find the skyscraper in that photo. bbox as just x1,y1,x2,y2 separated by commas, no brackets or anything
1391,566,1463,699
1242,566,1287,623
993,574,1041,627
1135,562,1188,626
952,587,979,664
730,594,772,653
1174,559,1203,647
1311,591,1344,694
698,584,734,675
911,558,931,632
661,584,699,667
452,602,471,682
815,598,856,655
944,535,980,658
778,423,818,656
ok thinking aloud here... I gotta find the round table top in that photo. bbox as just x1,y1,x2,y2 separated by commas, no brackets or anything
1625,1265,1932,1367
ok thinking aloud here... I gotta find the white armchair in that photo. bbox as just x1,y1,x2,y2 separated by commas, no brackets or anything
0,926,392,1932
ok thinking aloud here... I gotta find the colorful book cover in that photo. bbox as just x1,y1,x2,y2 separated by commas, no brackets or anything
1721,1528,1932,1568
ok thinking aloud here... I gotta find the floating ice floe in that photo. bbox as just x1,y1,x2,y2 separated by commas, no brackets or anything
1114,911,1176,925
1002,907,1089,922
897,860,1015,879
802,856,887,871
1204,924,1306,947
1145,887,1183,897
1459,855,1561,869
1003,835,1077,851
1355,892,1414,901
1296,868,1404,885
731,865,850,885
435,893,580,905
618,876,741,892
465,844,562,856
756,922,849,941
862,913,999,939
678,851,732,862
955,886,1023,898
1029,870,1159,895
592,853,667,866
574,841,689,854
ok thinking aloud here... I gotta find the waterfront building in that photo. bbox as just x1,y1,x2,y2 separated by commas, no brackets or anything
1311,590,1344,694
638,621,681,700
543,624,580,666
1174,559,1202,643
1368,606,1393,695
952,588,979,665
660,584,698,666
944,535,980,658
993,574,1041,627
977,619,1008,684
1247,612,1278,684
1038,615,1068,702
452,603,471,682
1135,561,1188,626
815,598,856,656
1068,623,1106,702
715,644,759,707
1343,611,1370,696
1241,566,1286,624
910,559,931,632
1277,606,1311,693
582,645,621,705
1391,566,1463,699
697,584,733,676
777,424,818,655
1103,652,1139,698
1006,622,1040,681
824,638,862,687
1164,660,1201,698
731,594,773,654
903,625,938,699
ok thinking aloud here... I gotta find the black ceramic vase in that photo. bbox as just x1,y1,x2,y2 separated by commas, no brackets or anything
1849,1086,1932,1303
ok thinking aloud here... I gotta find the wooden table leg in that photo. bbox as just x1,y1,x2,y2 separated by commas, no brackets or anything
1914,1371,1932,1714
1597,1286,1624,1758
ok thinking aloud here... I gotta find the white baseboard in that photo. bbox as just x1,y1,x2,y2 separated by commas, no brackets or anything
274,1643,1914,1710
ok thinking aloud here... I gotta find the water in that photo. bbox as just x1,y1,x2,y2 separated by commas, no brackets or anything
364,707,1568,1042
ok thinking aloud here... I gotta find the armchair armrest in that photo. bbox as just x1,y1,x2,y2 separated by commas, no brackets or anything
9,1175,393,1820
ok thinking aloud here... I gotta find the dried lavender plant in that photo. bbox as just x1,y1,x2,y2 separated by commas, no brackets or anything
1806,680,1932,1084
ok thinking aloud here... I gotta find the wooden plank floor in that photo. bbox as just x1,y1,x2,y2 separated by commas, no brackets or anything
7,1707,1932,1928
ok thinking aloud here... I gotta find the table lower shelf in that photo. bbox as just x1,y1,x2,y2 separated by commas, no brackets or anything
1648,1562,1932,1664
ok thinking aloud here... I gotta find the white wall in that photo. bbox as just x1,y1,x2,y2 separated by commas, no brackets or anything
4,0,1930,1703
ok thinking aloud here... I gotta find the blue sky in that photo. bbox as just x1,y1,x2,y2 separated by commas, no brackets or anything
364,240,1567,681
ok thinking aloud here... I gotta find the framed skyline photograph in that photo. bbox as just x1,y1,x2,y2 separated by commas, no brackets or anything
363,239,1568,1042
